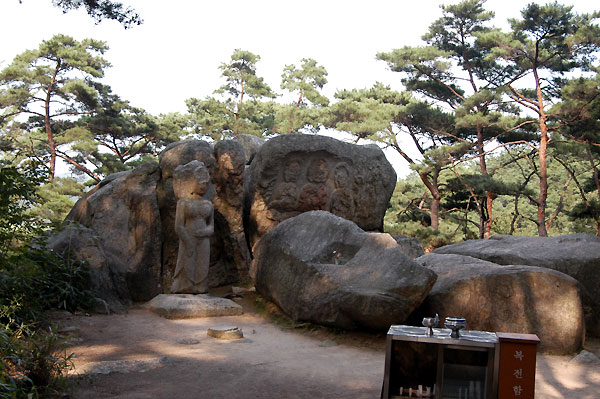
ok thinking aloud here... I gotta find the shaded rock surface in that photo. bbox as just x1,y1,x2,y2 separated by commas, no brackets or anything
244,134,396,249
392,235,425,259
63,162,163,302
234,134,265,165
433,234,600,336
415,253,585,354
251,211,437,330
47,225,128,313
144,294,243,319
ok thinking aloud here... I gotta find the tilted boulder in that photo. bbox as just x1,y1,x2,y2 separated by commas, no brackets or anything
158,139,250,288
64,162,163,302
433,234,600,336
415,253,585,354
251,211,437,330
244,134,396,250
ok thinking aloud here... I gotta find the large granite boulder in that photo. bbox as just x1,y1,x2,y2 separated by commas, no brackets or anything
251,211,437,330
433,234,600,336
64,162,163,302
244,134,396,249
158,140,250,288
415,254,585,354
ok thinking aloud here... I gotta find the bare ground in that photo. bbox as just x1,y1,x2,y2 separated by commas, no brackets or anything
55,291,600,399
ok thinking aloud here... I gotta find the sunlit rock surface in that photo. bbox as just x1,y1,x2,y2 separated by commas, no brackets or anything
416,253,585,354
434,234,600,336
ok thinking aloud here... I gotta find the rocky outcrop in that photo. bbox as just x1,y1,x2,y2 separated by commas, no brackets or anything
433,234,600,336
415,253,585,354
56,139,251,309
251,211,437,330
64,162,163,302
244,134,396,249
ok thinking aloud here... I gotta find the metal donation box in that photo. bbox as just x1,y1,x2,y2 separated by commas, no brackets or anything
382,325,540,399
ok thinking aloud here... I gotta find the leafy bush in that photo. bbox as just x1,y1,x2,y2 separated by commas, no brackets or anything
1,320,73,399
0,163,93,397
0,163,44,254
0,244,95,328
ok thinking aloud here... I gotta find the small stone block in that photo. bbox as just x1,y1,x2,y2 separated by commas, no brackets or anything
207,326,243,340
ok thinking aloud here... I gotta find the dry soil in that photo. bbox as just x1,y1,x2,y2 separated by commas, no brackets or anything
56,291,600,399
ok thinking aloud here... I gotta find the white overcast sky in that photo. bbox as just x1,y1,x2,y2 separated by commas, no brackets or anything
1,0,598,177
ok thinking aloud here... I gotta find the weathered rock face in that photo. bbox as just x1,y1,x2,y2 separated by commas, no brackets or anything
244,134,397,250
433,234,600,336
158,140,250,289
392,235,425,259
415,254,585,354
64,162,163,302
234,134,265,165
47,225,128,313
213,140,251,283
251,211,437,330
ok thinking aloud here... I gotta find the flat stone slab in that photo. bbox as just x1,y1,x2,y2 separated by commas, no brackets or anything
207,326,244,340
144,294,243,319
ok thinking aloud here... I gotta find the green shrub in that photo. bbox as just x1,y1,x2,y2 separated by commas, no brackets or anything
0,164,93,397
1,244,95,328
0,246,93,398
1,320,73,399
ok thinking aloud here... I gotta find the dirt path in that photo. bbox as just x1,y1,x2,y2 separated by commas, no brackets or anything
57,295,600,399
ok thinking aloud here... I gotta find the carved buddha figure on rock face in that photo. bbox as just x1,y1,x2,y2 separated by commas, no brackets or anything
171,161,214,294
330,162,354,219
299,158,329,211
270,158,302,211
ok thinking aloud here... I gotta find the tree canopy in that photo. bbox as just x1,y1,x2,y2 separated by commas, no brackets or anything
49,0,142,28
2,0,600,241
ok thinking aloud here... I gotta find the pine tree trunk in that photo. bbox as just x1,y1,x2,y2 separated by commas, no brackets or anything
45,61,61,180
418,169,441,230
477,123,493,238
537,118,549,237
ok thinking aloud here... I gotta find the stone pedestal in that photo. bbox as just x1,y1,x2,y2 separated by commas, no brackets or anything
144,294,243,319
